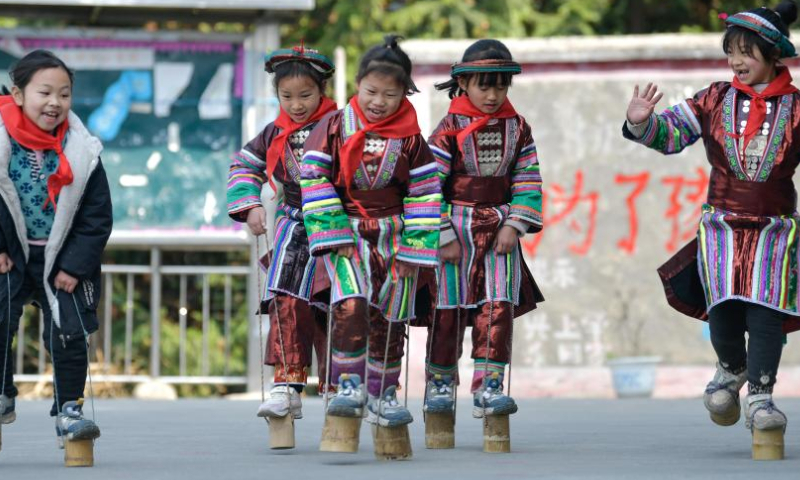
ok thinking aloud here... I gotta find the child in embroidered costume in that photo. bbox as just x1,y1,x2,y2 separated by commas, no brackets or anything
301,35,441,427
425,40,544,419
227,45,337,420
623,0,800,442
0,50,112,447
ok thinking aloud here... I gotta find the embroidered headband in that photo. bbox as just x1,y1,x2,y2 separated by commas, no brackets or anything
265,44,335,78
725,11,797,58
450,59,522,78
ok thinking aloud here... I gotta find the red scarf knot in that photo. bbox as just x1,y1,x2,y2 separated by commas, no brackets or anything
729,66,798,154
338,96,421,217
437,95,518,158
264,96,338,195
0,95,72,211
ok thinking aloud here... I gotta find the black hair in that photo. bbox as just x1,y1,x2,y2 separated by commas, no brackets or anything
6,49,74,94
272,60,329,93
356,35,418,95
436,39,515,99
722,0,798,60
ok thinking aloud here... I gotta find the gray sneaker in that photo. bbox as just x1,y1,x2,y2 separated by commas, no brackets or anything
0,395,17,425
366,386,413,427
703,363,747,426
423,374,455,414
0,394,15,424
745,393,787,432
473,372,518,418
326,374,366,418
55,399,100,449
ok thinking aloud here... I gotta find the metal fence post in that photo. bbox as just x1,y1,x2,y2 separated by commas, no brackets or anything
150,247,162,378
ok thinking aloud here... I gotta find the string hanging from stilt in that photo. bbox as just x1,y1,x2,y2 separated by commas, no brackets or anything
256,239,267,423
72,293,98,432
508,303,514,397
2,274,11,400
483,281,495,431
264,233,291,419
377,316,393,423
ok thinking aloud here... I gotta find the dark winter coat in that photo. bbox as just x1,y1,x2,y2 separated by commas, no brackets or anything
0,111,112,340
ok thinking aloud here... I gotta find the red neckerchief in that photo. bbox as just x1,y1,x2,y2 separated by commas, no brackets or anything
0,96,72,211
731,66,798,153
265,96,337,194
338,96,421,217
439,95,518,157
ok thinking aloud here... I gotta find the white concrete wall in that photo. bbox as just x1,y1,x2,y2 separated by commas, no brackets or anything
403,34,800,369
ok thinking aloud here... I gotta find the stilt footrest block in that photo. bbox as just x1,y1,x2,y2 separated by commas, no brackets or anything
64,439,94,467
320,415,361,453
269,415,296,450
752,428,784,461
483,415,511,453
373,424,412,460
425,412,455,449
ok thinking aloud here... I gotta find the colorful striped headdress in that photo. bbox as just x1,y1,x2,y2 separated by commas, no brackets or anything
450,59,522,78
725,10,797,58
264,43,335,78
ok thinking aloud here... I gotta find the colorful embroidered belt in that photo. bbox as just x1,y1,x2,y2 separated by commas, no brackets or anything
445,174,511,207
340,187,405,218
707,171,796,216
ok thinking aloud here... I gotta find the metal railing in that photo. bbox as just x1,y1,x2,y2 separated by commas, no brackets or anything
13,231,263,390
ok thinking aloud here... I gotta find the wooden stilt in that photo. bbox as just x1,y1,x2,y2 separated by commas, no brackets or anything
483,415,511,453
320,415,361,453
64,439,94,467
268,415,295,450
373,424,412,460
425,412,455,449
752,428,784,461
0,424,3,453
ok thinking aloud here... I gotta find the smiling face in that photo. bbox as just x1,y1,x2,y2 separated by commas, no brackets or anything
356,72,404,123
458,75,509,114
727,40,777,86
277,74,323,124
12,67,72,133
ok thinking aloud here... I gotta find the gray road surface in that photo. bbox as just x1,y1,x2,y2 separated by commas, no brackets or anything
1,398,799,479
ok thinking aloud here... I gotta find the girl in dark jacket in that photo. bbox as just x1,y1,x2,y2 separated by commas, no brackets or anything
0,50,112,448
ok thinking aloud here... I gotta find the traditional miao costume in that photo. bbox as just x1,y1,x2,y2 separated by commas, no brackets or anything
623,10,800,444
301,96,441,424
425,59,544,417
227,47,336,416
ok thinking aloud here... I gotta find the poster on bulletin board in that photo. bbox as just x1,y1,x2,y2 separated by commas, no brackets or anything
0,35,244,231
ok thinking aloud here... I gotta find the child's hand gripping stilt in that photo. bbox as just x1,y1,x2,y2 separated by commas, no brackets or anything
0,253,13,274
246,206,268,237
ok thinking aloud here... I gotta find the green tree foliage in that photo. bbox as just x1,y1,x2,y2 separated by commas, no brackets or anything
281,0,774,96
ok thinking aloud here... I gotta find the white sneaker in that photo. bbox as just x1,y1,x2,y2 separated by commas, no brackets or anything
257,386,303,419
703,363,746,426
745,393,787,432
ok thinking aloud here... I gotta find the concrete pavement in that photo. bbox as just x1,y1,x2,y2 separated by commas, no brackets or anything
1,397,799,479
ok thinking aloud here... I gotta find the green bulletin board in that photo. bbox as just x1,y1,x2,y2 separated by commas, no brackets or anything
0,36,244,231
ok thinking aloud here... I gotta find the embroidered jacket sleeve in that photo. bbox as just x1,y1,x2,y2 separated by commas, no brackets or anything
300,111,355,256
226,124,276,222
397,135,442,267
427,116,457,245
621,83,720,154
503,119,543,235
